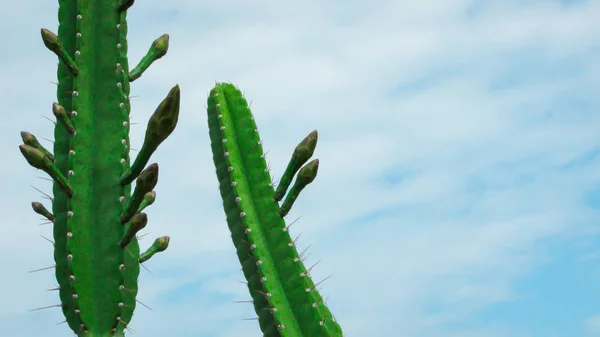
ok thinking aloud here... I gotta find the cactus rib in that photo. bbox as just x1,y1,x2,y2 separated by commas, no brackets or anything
207,83,343,337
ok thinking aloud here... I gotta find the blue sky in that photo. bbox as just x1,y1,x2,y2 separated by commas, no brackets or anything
0,0,599,336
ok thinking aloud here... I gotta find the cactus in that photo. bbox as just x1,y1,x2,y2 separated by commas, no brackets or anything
20,1,180,336
206,83,344,337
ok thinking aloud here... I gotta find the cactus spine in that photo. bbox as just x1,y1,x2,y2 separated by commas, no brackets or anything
207,83,343,337
20,1,180,336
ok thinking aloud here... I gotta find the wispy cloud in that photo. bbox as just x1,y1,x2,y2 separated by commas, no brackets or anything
0,0,599,336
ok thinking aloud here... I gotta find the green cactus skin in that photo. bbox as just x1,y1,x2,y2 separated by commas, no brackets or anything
19,2,179,336
207,83,343,337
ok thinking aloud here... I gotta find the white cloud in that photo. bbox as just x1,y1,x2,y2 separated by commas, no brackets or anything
0,0,599,336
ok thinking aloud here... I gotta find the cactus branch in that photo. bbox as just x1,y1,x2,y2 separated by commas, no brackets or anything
32,201,55,221
121,163,159,224
137,191,156,212
274,130,318,201
139,236,170,263
129,34,169,82
121,85,180,185
52,102,75,135
278,159,319,217
19,145,73,197
40,28,78,77
21,131,55,162
120,213,148,248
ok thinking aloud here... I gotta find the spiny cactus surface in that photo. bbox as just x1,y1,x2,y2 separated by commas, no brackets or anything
207,83,344,337
20,1,179,336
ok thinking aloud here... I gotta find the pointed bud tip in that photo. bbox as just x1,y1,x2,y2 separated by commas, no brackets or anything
40,29,59,49
152,34,170,57
156,236,170,250
298,158,319,184
52,102,65,115
21,131,34,142
169,84,180,98
131,212,148,228
19,145,45,169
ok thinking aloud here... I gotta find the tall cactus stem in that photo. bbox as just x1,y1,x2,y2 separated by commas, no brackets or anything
129,34,169,82
274,130,318,201
139,236,170,263
20,1,180,335
40,28,78,77
121,163,158,224
52,102,75,135
207,82,343,337
21,131,55,162
19,145,73,197
278,159,319,217
121,85,180,185
32,201,55,221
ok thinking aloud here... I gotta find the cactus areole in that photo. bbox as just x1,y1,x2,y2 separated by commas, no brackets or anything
20,1,180,336
207,83,344,337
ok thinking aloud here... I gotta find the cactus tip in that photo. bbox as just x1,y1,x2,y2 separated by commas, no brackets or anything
19,144,45,170
298,158,319,185
153,34,170,58
40,28,59,51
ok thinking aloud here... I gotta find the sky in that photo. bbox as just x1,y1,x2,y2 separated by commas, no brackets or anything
0,0,599,336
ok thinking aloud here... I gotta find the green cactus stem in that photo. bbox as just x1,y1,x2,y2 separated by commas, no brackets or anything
21,131,55,162
139,236,170,263
207,82,343,337
32,201,55,222
278,159,319,217
129,34,169,82
20,2,180,336
274,130,318,202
